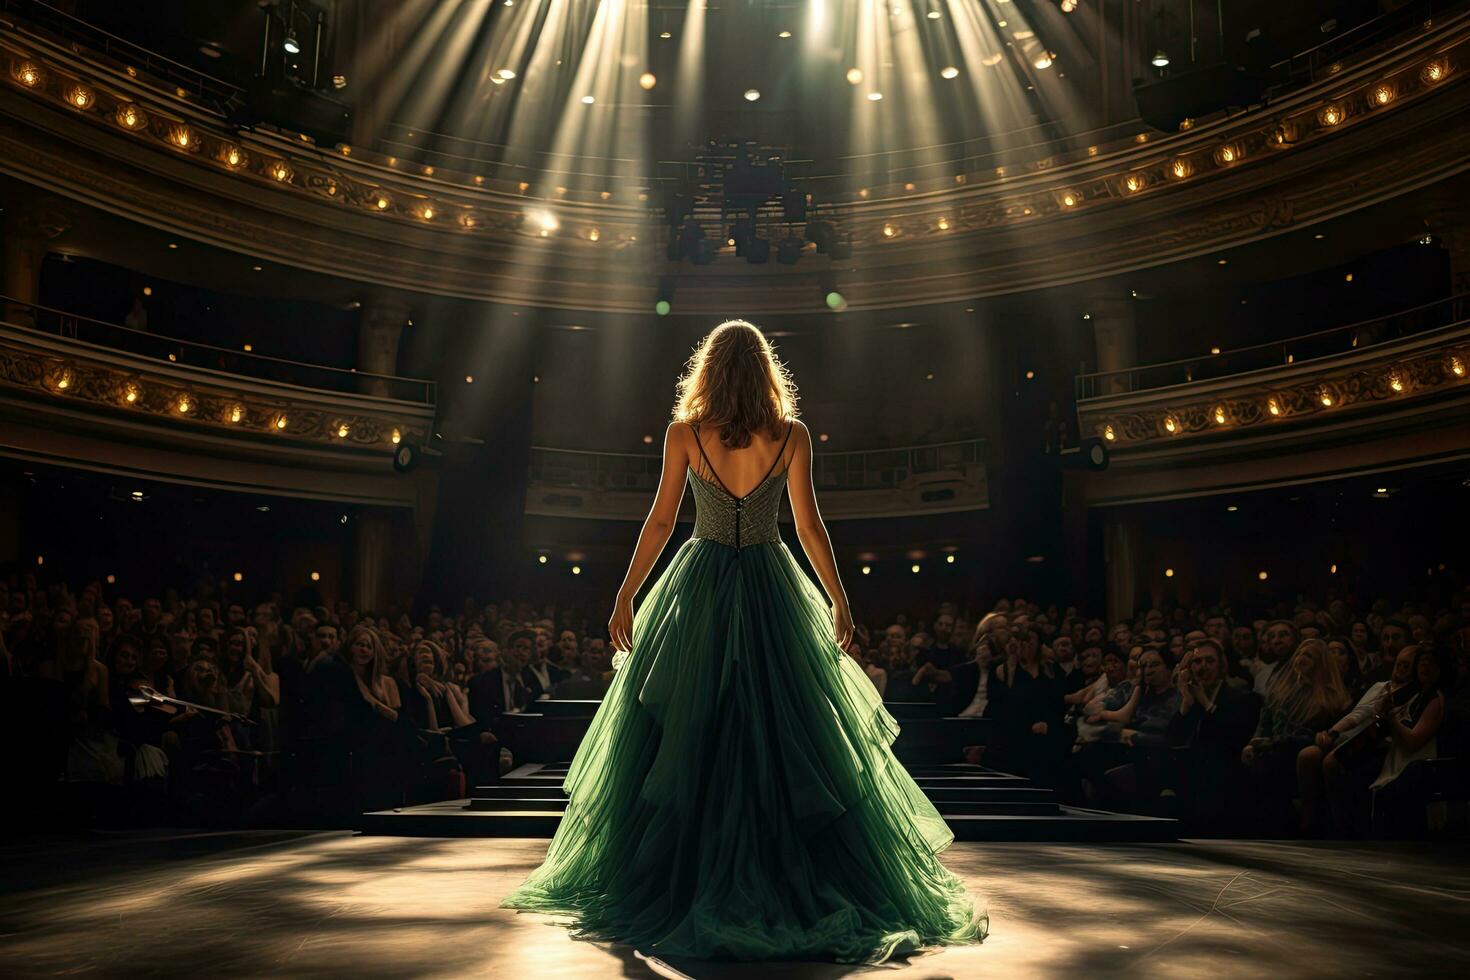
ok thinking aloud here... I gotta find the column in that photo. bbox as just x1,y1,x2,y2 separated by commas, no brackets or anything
353,509,393,613
1088,291,1138,394
357,296,410,396
1103,512,1140,625
1,198,71,327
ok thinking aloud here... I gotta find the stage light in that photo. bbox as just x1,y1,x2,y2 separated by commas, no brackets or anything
572,565,582,575
882,223,896,238
655,299,671,316
861,565,871,575
936,217,950,231
229,404,243,423
1165,568,1175,578
778,30,792,38
1330,564,1338,574
1257,571,1268,581
497,69,516,80
332,74,347,89
283,29,301,55
1267,397,1281,417
744,88,761,101
825,291,847,311
1033,52,1055,70
68,86,94,109
1151,50,1170,68
1372,85,1393,105
275,414,289,430
941,66,959,79
1103,424,1115,441
176,395,192,414
131,490,144,501
911,564,920,574
580,95,595,105
465,375,474,384
946,554,956,564
117,104,145,129
1320,104,1343,126
538,555,548,564
337,423,351,437
867,91,884,101
311,571,321,582
527,209,559,235
1163,416,1179,434
846,68,863,84
1389,373,1404,393
17,62,41,86
124,383,140,404
1422,61,1446,83
1062,0,1078,10
640,72,656,90
234,571,244,582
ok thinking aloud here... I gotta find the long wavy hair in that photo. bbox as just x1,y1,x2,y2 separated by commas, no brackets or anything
672,319,798,447
1267,637,1351,724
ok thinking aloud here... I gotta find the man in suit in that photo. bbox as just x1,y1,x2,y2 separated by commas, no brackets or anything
1168,638,1261,833
515,628,567,702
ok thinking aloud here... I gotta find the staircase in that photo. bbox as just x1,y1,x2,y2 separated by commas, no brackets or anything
361,759,1176,842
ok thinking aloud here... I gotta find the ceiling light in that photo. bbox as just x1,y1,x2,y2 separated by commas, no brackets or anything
639,72,656,90
867,91,884,101
580,95,595,104
940,66,959,79
1152,50,1170,68
744,88,761,101
283,30,300,55
846,67,863,85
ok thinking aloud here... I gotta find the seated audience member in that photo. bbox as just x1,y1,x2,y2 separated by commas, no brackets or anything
402,640,475,733
1371,619,1412,688
936,637,1002,720
994,627,1068,787
1327,635,1365,701
1241,638,1352,833
1241,620,1298,697
1168,640,1261,832
1324,646,1454,836
551,645,613,700
1090,649,1181,804
503,629,557,702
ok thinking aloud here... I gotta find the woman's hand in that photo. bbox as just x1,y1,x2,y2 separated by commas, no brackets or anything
608,591,634,653
832,603,854,650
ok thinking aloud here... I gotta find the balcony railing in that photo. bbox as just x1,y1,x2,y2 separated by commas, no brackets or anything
1076,294,1469,401
529,438,988,494
1,297,435,405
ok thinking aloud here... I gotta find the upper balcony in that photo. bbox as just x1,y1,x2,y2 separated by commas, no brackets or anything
2,2,1468,312
0,298,437,506
526,438,990,524
1071,295,1470,505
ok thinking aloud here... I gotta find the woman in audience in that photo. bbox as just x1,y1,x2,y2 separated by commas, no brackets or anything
1326,646,1455,836
402,639,475,732
1241,638,1352,833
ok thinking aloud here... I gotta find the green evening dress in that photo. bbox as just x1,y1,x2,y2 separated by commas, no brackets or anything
499,421,989,963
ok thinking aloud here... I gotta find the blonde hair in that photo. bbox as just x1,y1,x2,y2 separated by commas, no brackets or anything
344,624,388,691
673,319,798,447
1268,637,1351,723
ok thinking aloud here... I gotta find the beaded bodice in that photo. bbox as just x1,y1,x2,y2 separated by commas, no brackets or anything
687,421,794,550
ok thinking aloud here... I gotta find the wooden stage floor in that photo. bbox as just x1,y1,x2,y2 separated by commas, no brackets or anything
1,831,1467,978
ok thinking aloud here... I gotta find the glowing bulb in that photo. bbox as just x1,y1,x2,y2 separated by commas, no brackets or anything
420,205,434,220
271,162,291,182
1061,192,1078,207
588,228,600,242
1151,50,1170,68
571,565,582,575
1422,61,1445,83
68,86,93,109
1165,568,1175,578
655,299,671,316
1388,373,1404,393
391,428,402,444
1103,424,1116,442
580,95,595,104
1124,174,1143,193
744,88,761,102
1372,85,1393,105
18,63,41,86
861,565,871,575
846,68,863,85
223,145,242,167
778,30,792,38
465,375,474,384
1258,571,1268,581
1451,356,1465,377
275,414,288,430
497,69,516,80
118,104,144,128
911,564,921,574
1213,407,1227,425
176,395,192,414
1219,145,1237,163
229,404,243,423
1171,159,1190,179
882,224,896,238
639,72,656,90
936,217,949,231
867,91,884,101
311,571,321,582
375,195,390,210
172,126,192,148
1033,52,1055,70
1319,389,1334,407
1321,105,1342,126
946,554,956,563
233,572,244,582
941,66,959,79
1164,416,1179,434
1268,398,1281,416
124,383,139,404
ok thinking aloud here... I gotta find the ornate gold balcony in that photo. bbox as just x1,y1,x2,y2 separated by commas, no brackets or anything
0,300,436,504
1072,297,1470,504
1,6,1468,311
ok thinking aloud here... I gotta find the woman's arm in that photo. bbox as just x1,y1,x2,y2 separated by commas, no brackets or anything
446,683,475,727
1388,694,1443,753
786,420,850,618
609,423,690,649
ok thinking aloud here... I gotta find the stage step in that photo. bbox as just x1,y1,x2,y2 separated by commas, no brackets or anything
363,760,1176,841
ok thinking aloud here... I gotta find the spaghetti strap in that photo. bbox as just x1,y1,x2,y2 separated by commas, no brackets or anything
690,423,736,498
689,420,794,501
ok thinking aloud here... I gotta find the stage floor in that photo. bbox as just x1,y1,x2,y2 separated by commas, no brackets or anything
1,831,1467,978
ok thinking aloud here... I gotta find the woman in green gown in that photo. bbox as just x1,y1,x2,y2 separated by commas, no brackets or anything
499,320,989,964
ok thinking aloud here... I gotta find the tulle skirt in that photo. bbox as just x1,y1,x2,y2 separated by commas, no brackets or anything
498,535,988,963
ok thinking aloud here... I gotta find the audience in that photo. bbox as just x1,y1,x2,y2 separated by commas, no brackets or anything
3,562,1467,838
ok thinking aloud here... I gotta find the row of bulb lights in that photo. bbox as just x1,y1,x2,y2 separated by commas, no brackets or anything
43,365,404,445
11,54,1450,244
1100,353,1466,443
535,553,961,575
